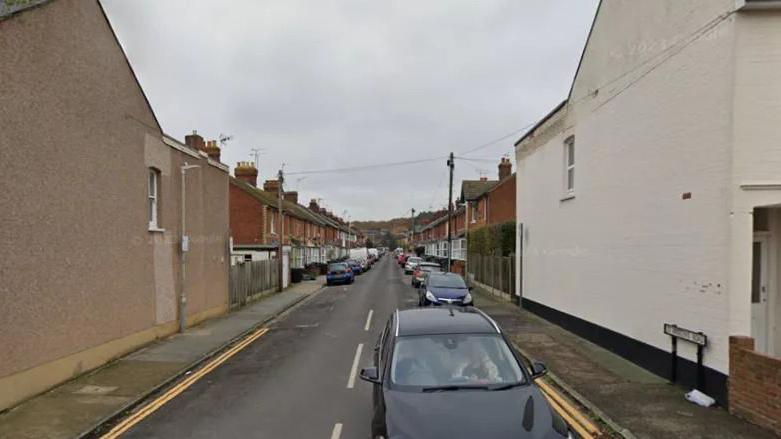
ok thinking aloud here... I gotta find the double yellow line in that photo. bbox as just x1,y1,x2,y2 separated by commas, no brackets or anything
537,379,601,439
100,327,270,439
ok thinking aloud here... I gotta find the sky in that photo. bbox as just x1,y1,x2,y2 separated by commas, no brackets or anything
102,0,599,221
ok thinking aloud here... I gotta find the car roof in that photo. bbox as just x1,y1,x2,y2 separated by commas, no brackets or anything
428,272,461,279
396,307,499,336
419,262,440,267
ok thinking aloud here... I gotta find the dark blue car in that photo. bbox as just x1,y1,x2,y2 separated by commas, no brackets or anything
419,272,473,306
345,259,363,275
326,262,354,286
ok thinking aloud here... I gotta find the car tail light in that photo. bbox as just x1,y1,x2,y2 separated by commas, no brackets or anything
347,268,352,273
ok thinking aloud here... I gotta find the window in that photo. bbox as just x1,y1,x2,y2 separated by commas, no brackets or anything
270,213,276,235
564,136,575,195
148,168,160,230
470,203,478,223
389,334,524,388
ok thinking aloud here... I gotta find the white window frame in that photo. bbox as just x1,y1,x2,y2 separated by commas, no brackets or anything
270,212,277,235
148,168,162,231
470,203,478,223
563,135,575,199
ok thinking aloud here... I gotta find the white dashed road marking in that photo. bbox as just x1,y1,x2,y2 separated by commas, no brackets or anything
346,343,364,389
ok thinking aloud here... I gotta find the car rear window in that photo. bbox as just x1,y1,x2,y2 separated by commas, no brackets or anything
329,263,347,271
428,275,467,289
390,334,525,389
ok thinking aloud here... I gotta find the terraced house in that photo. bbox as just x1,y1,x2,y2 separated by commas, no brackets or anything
229,162,350,270
415,157,517,279
0,0,230,411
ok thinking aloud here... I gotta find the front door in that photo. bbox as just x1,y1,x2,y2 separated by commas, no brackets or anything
752,235,770,353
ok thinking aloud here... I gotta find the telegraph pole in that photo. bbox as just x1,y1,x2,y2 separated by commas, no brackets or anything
447,152,454,272
277,168,284,292
410,208,416,251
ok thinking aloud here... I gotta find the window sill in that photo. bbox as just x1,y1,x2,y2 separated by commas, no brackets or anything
560,193,575,202
148,226,166,233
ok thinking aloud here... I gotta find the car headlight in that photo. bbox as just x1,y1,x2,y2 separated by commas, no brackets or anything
425,290,437,302
463,292,473,304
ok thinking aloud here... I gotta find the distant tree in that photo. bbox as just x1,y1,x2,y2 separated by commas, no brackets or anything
365,238,375,249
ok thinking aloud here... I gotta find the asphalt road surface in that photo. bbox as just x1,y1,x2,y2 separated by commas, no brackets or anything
124,256,418,439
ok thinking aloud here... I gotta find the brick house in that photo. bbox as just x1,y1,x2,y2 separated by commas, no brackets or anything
417,207,467,273
0,0,230,411
229,162,349,267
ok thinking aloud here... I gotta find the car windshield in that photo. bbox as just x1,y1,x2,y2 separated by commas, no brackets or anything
328,263,347,271
390,334,525,389
428,275,467,289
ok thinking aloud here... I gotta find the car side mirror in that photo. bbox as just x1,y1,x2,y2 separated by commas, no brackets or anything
531,361,548,379
359,367,381,384
468,286,474,291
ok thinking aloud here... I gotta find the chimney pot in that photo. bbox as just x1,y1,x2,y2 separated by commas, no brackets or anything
235,162,258,187
263,179,281,193
204,139,221,162
498,157,512,180
283,191,299,204
185,130,206,152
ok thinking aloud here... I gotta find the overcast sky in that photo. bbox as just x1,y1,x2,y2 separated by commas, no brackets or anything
102,0,598,221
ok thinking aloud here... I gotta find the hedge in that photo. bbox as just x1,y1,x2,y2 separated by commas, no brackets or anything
467,221,516,257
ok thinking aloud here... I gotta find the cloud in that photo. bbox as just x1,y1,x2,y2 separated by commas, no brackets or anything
102,0,598,220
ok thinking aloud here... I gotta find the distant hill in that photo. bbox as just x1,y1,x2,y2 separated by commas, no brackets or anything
353,210,445,234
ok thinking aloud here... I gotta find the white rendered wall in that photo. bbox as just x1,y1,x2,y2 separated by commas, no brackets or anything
516,1,741,373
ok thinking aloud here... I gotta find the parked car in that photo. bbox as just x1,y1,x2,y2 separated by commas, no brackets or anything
359,307,572,439
326,262,354,286
419,272,472,306
411,262,443,287
346,259,363,275
404,256,423,274
397,253,408,267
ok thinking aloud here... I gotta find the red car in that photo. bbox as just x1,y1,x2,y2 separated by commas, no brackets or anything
397,253,409,267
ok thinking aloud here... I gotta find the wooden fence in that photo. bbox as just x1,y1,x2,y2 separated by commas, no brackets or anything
229,259,278,309
467,253,517,298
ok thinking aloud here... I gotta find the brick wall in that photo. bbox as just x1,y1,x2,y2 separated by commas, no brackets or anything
487,174,516,225
229,183,265,245
729,336,781,436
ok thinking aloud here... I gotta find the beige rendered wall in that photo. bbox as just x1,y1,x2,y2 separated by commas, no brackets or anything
0,0,229,410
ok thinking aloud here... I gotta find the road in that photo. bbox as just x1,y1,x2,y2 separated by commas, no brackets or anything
123,256,416,439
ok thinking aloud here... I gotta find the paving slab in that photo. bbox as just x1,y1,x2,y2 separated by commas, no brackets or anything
474,292,777,439
0,278,324,439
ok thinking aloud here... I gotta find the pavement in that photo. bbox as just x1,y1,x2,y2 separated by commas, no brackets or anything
472,290,778,439
0,277,325,439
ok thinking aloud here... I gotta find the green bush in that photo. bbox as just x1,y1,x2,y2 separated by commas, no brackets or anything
467,221,515,257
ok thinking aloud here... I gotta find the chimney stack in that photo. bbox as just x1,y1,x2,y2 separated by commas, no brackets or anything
263,179,281,193
235,162,258,187
479,176,488,181
498,157,512,180
185,130,206,151
309,199,320,212
204,140,221,162
283,191,299,204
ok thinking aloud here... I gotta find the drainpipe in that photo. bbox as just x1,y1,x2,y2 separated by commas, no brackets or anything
465,200,469,279
180,162,200,333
